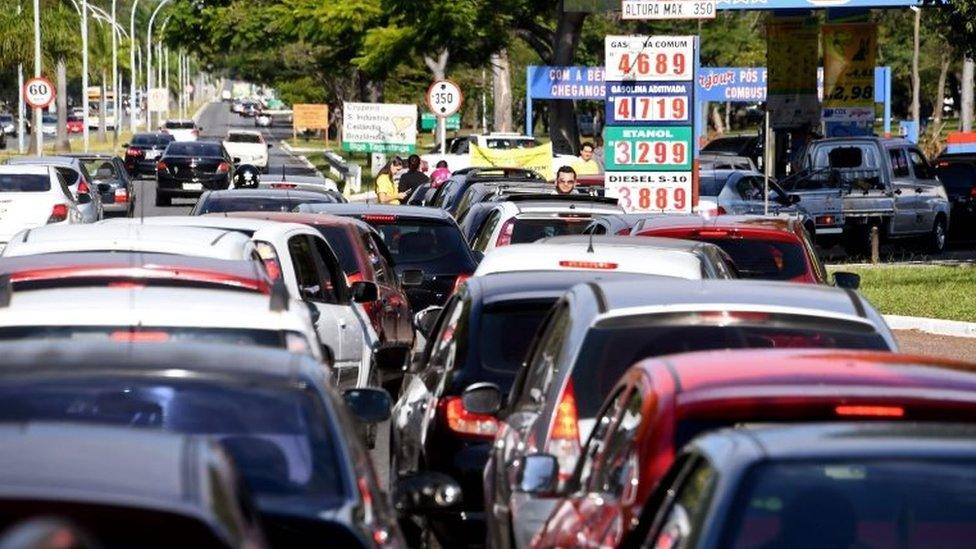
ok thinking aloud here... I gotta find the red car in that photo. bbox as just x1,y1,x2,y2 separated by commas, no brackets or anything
66,116,84,134
229,211,415,358
634,215,858,287
531,349,976,548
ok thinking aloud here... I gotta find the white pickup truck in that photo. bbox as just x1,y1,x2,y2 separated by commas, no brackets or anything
222,130,271,172
421,132,577,177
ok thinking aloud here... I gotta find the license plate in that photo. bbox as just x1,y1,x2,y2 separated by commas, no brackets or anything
145,150,159,160
183,183,203,190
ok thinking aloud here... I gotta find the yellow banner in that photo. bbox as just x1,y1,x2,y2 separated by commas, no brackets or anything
470,142,554,180
823,23,878,108
293,104,330,130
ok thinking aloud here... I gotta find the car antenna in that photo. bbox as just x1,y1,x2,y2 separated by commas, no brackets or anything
281,163,286,182
587,230,595,253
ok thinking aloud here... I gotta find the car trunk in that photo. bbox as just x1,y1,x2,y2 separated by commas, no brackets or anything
0,195,59,241
159,156,225,181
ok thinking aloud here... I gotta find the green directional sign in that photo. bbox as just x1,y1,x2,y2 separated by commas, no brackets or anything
603,125,693,172
421,112,461,131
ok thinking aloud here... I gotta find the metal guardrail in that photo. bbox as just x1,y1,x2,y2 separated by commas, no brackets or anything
322,150,362,194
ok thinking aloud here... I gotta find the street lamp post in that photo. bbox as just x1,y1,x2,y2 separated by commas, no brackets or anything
82,0,89,152
111,0,118,144
145,0,172,132
32,0,42,155
129,0,140,133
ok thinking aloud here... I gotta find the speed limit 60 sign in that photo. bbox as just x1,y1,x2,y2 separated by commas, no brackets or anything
604,35,694,82
426,80,463,118
24,77,55,109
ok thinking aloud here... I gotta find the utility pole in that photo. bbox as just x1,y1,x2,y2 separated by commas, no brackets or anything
911,6,921,125
82,0,90,152
17,0,24,153
32,0,42,155
111,0,118,145
129,0,140,133
963,59,975,132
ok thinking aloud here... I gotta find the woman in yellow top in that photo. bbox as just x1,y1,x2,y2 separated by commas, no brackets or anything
375,158,406,204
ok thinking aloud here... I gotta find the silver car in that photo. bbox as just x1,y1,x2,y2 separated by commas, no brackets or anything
7,156,104,223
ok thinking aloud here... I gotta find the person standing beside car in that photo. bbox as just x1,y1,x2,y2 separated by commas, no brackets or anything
376,157,405,204
398,154,430,197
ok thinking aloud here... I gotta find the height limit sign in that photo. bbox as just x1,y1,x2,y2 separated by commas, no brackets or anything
426,80,463,117
622,0,716,19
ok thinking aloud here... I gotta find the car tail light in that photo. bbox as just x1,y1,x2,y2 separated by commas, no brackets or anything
696,311,771,323
452,273,472,294
558,260,618,270
835,405,905,418
439,396,498,439
217,162,231,174
362,214,397,223
970,186,976,199
47,204,68,223
271,183,297,189
546,379,581,481
716,206,727,215
156,160,168,172
77,180,90,195
110,330,170,342
696,229,730,238
114,188,128,204
495,218,516,247
816,215,836,226
126,147,143,157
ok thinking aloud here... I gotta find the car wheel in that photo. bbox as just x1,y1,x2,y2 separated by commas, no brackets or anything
928,216,947,253
154,193,171,207
842,226,872,258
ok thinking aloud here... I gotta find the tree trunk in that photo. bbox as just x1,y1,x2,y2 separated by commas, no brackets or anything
55,58,70,153
98,73,107,144
547,6,587,156
962,58,975,132
933,52,951,126
710,103,725,135
911,7,921,123
424,50,450,151
491,49,513,133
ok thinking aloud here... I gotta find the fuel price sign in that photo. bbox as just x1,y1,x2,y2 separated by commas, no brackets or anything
605,172,693,213
605,81,691,125
603,126,693,172
604,35,694,82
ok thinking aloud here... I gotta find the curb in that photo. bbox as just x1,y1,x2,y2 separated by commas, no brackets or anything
885,314,976,339
279,141,324,177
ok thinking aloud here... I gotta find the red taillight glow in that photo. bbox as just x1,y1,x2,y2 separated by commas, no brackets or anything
126,147,143,157
271,183,297,189
547,380,581,481
362,214,397,223
439,396,498,439
970,186,976,199
697,229,730,237
114,188,128,204
696,311,771,323
816,215,837,226
558,260,618,270
217,162,231,174
77,180,91,195
110,330,170,342
835,405,905,418
156,160,168,172
495,218,516,247
452,273,472,294
47,204,68,223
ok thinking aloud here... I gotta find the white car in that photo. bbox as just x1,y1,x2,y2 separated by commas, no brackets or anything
421,132,578,174
0,165,86,252
1,223,258,260
7,156,104,223
473,235,738,279
161,119,200,142
469,195,625,253
223,130,270,171
0,285,323,361
255,113,273,127
106,216,381,389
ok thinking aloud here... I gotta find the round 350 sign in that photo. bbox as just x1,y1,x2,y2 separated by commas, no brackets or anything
24,77,55,109
426,80,463,117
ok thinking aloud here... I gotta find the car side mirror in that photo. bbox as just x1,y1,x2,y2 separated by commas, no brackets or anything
516,454,559,496
232,157,242,164
350,280,379,303
96,183,112,194
342,388,392,424
833,271,861,290
400,269,424,287
395,472,462,514
462,382,502,416
413,306,443,339
267,143,273,149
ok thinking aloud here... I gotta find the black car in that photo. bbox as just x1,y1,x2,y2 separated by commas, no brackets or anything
428,167,547,217
392,271,646,547
156,141,235,207
0,341,406,548
295,203,480,312
191,188,341,214
935,153,976,238
66,153,135,216
453,181,553,224
0,423,266,547
123,132,175,178
621,422,976,549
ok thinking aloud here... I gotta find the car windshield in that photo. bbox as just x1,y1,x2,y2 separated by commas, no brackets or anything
0,377,345,499
0,174,50,192
723,459,976,548
788,143,883,191
315,226,360,275
486,138,540,149
692,237,808,280
79,159,120,180
196,195,337,214
510,216,592,244
166,142,223,157
479,300,553,382
936,159,976,196
570,313,889,418
42,115,56,124
227,133,263,144
132,134,171,146
165,121,196,129
366,219,469,264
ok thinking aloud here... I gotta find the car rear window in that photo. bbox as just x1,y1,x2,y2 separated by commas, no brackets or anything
570,314,889,418
165,121,196,129
479,300,553,380
936,159,976,196
132,134,172,146
315,226,361,275
227,133,263,144
80,159,120,180
694,237,809,280
0,377,346,499
166,142,223,157
366,218,469,264
724,460,976,548
510,216,592,244
699,173,729,196
0,174,50,192
0,326,291,349
196,196,336,214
